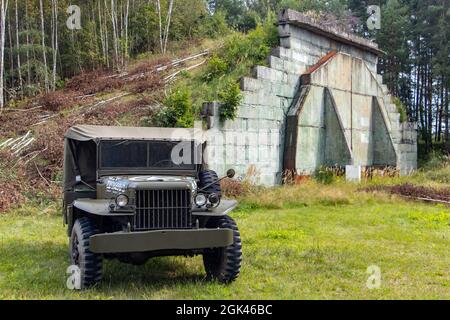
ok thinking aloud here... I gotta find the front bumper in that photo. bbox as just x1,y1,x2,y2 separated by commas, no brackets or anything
89,228,233,254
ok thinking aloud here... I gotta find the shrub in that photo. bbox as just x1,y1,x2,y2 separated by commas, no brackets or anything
422,150,449,170
419,150,450,183
393,97,408,123
154,87,194,128
314,167,336,185
221,24,274,67
422,167,450,184
218,81,243,122
203,55,228,82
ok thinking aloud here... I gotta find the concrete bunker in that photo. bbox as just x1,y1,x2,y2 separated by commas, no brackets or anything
202,9,417,185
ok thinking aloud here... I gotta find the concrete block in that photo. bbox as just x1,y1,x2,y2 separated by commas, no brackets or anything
271,46,291,60
238,104,260,119
254,66,286,83
385,103,397,113
243,91,283,108
258,174,278,186
291,49,313,65
317,35,331,50
390,129,402,138
221,119,241,131
346,165,361,182
278,23,290,38
247,146,259,162
388,113,400,123
280,37,291,49
240,77,264,92
279,84,298,98
383,94,392,104
286,74,300,86
268,56,308,75
398,144,414,153
290,28,314,43
401,122,418,132
267,56,284,71
376,74,383,84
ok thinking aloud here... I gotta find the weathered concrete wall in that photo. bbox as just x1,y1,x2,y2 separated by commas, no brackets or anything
202,9,417,185
291,52,400,171
323,88,353,167
202,100,286,185
278,9,380,73
372,97,397,166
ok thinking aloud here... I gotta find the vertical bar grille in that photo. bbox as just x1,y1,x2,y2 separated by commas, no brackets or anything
134,189,192,230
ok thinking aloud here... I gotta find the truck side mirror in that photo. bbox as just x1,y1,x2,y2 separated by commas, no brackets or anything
226,169,236,179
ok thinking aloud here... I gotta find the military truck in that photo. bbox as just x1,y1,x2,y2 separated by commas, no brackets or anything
63,125,242,288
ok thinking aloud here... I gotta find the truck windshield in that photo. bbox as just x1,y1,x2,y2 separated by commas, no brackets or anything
99,140,196,170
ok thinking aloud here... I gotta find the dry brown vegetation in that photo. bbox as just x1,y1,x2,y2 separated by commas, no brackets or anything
365,183,450,203
0,150,60,212
221,178,249,198
0,53,187,211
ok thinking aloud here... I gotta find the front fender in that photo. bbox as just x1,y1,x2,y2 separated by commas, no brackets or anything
73,199,135,216
73,199,111,216
192,199,238,217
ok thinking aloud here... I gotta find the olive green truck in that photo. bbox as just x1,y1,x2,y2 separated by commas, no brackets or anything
63,125,242,288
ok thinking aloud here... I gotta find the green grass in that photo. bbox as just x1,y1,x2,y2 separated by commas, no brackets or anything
0,188,449,300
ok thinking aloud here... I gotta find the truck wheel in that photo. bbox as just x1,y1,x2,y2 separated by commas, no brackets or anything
199,170,221,197
203,215,242,283
70,217,103,289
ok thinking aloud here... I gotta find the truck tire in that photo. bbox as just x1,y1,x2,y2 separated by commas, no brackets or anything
70,217,103,289
198,170,221,197
203,215,242,283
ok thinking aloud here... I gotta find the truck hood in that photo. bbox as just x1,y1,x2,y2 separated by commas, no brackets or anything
101,175,197,193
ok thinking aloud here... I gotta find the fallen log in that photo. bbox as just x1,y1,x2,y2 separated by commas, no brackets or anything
79,92,131,116
164,60,207,83
123,50,209,82
399,195,450,205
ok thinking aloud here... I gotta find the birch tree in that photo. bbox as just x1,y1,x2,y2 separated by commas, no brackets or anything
51,0,58,91
39,0,49,92
0,0,8,111
98,0,107,66
14,0,21,92
156,0,163,53
110,0,120,71
25,0,30,86
124,0,129,66
156,0,175,54
163,0,174,54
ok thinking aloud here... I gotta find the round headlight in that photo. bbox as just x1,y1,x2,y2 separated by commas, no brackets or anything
115,194,129,207
195,193,207,207
208,193,220,204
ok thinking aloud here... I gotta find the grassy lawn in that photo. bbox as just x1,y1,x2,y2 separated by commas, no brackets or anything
0,185,448,300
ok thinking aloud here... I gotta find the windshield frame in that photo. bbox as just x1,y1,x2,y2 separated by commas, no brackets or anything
96,139,200,177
